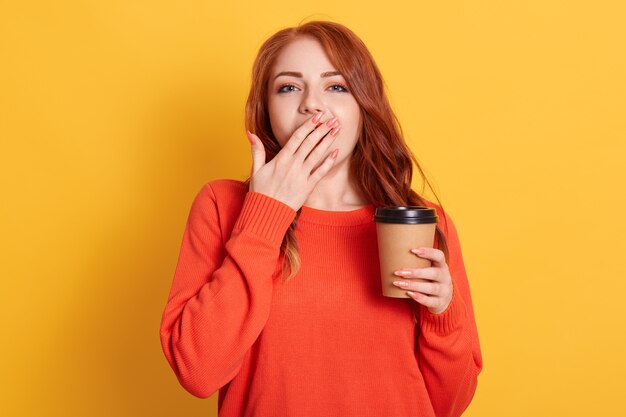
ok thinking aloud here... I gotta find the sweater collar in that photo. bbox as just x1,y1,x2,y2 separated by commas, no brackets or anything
297,203,375,226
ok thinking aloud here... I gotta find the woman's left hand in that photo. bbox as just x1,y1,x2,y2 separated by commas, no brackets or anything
392,247,453,315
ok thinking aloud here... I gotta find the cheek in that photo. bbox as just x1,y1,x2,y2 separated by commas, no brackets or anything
334,100,361,127
341,110,362,152
267,103,289,145
273,120,293,147
337,107,361,139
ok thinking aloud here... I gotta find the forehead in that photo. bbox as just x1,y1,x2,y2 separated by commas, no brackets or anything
271,36,335,74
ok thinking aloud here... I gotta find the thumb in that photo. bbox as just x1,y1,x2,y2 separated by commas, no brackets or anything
246,130,265,175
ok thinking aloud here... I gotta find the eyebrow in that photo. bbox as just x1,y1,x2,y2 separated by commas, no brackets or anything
273,71,343,80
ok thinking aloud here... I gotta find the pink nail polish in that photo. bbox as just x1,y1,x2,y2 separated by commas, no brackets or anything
246,130,254,145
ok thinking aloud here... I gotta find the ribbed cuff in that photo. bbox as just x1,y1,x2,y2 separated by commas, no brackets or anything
419,283,467,334
232,191,297,247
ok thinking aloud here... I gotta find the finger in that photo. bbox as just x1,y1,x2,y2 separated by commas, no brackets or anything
393,267,438,280
247,130,265,176
392,280,440,295
280,112,328,156
309,148,339,183
406,291,438,308
294,119,338,163
411,247,447,268
302,124,340,169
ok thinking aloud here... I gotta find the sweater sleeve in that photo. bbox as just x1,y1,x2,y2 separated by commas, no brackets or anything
415,211,483,417
159,183,296,398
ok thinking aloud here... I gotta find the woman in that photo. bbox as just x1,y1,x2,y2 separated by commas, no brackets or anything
160,20,483,417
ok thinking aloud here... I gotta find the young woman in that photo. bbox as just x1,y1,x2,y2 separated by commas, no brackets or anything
160,20,483,417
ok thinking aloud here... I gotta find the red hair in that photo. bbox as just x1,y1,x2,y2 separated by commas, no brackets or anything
242,20,449,281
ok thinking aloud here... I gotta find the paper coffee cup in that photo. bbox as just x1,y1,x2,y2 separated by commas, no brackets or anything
374,206,439,298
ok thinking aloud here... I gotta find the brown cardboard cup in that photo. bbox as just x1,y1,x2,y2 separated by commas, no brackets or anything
374,206,439,298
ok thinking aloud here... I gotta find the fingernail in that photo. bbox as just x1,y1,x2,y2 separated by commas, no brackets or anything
326,116,338,127
312,112,323,123
411,248,424,254
394,270,410,276
330,126,341,136
246,130,254,145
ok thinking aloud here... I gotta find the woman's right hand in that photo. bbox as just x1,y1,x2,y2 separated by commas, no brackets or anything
246,111,342,212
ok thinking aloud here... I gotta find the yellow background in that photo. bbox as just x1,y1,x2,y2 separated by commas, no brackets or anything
2,1,624,415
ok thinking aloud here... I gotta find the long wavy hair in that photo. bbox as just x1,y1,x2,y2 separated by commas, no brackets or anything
242,20,449,281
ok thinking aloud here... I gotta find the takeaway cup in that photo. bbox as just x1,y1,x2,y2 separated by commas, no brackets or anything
374,206,439,298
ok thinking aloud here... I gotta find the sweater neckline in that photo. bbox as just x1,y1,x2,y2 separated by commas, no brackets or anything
298,203,376,226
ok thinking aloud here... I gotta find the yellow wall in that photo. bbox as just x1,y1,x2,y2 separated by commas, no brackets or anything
2,1,624,415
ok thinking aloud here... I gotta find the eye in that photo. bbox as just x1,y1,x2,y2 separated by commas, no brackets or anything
275,83,350,94
329,83,349,93
277,84,297,93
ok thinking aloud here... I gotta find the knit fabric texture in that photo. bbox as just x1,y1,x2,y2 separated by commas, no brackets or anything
160,179,483,417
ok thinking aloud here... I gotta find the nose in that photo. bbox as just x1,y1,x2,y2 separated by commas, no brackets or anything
299,88,326,117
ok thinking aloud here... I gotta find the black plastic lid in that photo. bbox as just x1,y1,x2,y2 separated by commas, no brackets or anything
374,206,439,224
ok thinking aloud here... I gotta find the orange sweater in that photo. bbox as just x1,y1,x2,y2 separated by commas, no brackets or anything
160,179,483,417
